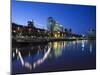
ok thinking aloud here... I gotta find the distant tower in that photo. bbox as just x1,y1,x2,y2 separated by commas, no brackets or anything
28,20,34,28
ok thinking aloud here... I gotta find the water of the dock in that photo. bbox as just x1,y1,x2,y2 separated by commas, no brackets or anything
12,40,96,74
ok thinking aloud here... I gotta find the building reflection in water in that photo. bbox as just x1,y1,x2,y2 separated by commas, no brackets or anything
13,40,89,70
13,52,15,58
49,41,67,58
81,40,93,53
72,41,76,45
52,42,63,58
12,40,94,72
12,40,96,75
14,46,51,70
89,40,94,53
33,46,51,68
82,40,85,51
90,43,92,53
12,41,68,70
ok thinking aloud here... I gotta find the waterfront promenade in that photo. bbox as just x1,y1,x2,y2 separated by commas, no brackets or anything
12,35,91,44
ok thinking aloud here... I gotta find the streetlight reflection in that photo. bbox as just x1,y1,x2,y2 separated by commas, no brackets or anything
33,46,51,68
82,40,85,51
90,43,92,53
15,46,51,70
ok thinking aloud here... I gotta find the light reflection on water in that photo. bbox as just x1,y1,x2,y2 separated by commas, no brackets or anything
12,40,96,74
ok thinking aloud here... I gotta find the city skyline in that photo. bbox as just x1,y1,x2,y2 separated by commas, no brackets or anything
12,0,96,35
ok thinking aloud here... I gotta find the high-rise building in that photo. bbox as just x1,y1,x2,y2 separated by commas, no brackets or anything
28,20,35,28
47,17,55,32
47,17,63,32
47,17,65,38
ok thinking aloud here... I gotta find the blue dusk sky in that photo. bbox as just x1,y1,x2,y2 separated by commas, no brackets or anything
12,0,96,35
